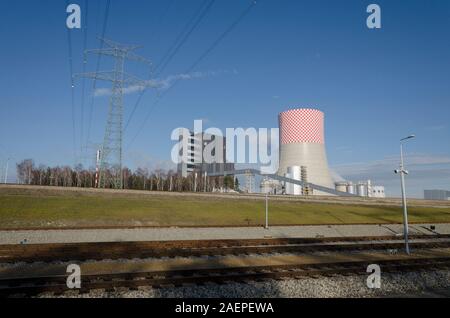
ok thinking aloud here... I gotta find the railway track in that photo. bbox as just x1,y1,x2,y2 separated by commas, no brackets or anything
1,256,450,297
1,235,450,297
2,235,450,263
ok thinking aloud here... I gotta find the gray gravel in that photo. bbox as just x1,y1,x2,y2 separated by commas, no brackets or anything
1,223,448,245
37,270,450,298
0,253,292,271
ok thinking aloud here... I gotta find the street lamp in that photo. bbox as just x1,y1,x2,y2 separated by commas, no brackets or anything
3,158,10,184
394,134,415,255
265,193,269,229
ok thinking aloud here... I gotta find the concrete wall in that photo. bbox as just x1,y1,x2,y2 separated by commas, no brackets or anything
278,143,334,193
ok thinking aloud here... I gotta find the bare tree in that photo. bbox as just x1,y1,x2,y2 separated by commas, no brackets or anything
16,159,34,184
13,158,229,194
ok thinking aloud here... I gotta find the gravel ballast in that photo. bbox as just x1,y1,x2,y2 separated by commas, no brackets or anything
37,270,450,298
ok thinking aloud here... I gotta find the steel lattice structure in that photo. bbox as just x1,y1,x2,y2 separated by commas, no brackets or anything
76,38,151,189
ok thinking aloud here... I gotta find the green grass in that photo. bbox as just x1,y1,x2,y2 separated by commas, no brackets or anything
1,187,450,228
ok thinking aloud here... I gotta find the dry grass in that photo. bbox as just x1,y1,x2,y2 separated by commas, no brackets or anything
1,185,450,229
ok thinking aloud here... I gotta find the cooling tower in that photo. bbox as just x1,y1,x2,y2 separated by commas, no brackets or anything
278,108,334,195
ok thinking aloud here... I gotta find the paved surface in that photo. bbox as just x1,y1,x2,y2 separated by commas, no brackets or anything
0,223,449,245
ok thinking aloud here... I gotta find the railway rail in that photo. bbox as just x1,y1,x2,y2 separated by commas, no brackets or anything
1,235,450,263
1,235,450,297
1,256,450,297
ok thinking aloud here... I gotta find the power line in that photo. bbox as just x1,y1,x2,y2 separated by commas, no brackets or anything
126,0,258,150
85,0,111,153
151,0,177,48
124,79,150,132
154,0,216,77
124,0,215,134
185,0,257,74
126,95,162,150
94,0,102,31
123,0,179,133
66,0,77,165
80,0,89,161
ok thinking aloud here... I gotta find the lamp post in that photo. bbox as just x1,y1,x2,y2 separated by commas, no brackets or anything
395,135,415,255
4,158,9,184
265,193,269,229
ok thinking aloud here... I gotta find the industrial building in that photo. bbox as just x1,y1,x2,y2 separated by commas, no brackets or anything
424,190,450,201
177,131,234,178
260,107,387,197
371,186,386,198
335,180,386,198
260,177,282,194
199,106,386,198
277,108,335,195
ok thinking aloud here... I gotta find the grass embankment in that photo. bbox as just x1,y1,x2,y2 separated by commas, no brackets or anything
1,186,450,229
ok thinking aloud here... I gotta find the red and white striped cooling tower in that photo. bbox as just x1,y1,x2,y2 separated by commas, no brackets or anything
278,108,334,194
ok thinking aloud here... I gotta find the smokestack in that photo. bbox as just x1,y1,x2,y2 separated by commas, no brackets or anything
278,108,334,195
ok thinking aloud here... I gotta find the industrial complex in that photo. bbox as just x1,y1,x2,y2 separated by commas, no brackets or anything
177,131,234,178
275,108,385,197
424,189,450,201
187,107,387,198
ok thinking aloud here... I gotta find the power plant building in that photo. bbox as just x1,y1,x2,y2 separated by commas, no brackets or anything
274,108,386,197
371,186,386,198
334,180,385,198
285,166,302,195
177,131,234,178
424,190,450,201
260,177,282,194
278,108,335,195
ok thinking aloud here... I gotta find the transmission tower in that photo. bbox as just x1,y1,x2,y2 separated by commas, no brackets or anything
76,38,152,189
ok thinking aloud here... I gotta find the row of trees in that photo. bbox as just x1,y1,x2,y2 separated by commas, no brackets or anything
15,159,240,192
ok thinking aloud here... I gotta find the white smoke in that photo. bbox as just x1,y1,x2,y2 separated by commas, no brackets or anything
94,70,237,97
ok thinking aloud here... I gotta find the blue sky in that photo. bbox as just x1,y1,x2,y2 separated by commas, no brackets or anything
0,0,449,197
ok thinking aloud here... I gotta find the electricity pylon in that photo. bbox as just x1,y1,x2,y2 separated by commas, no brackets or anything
76,38,152,189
